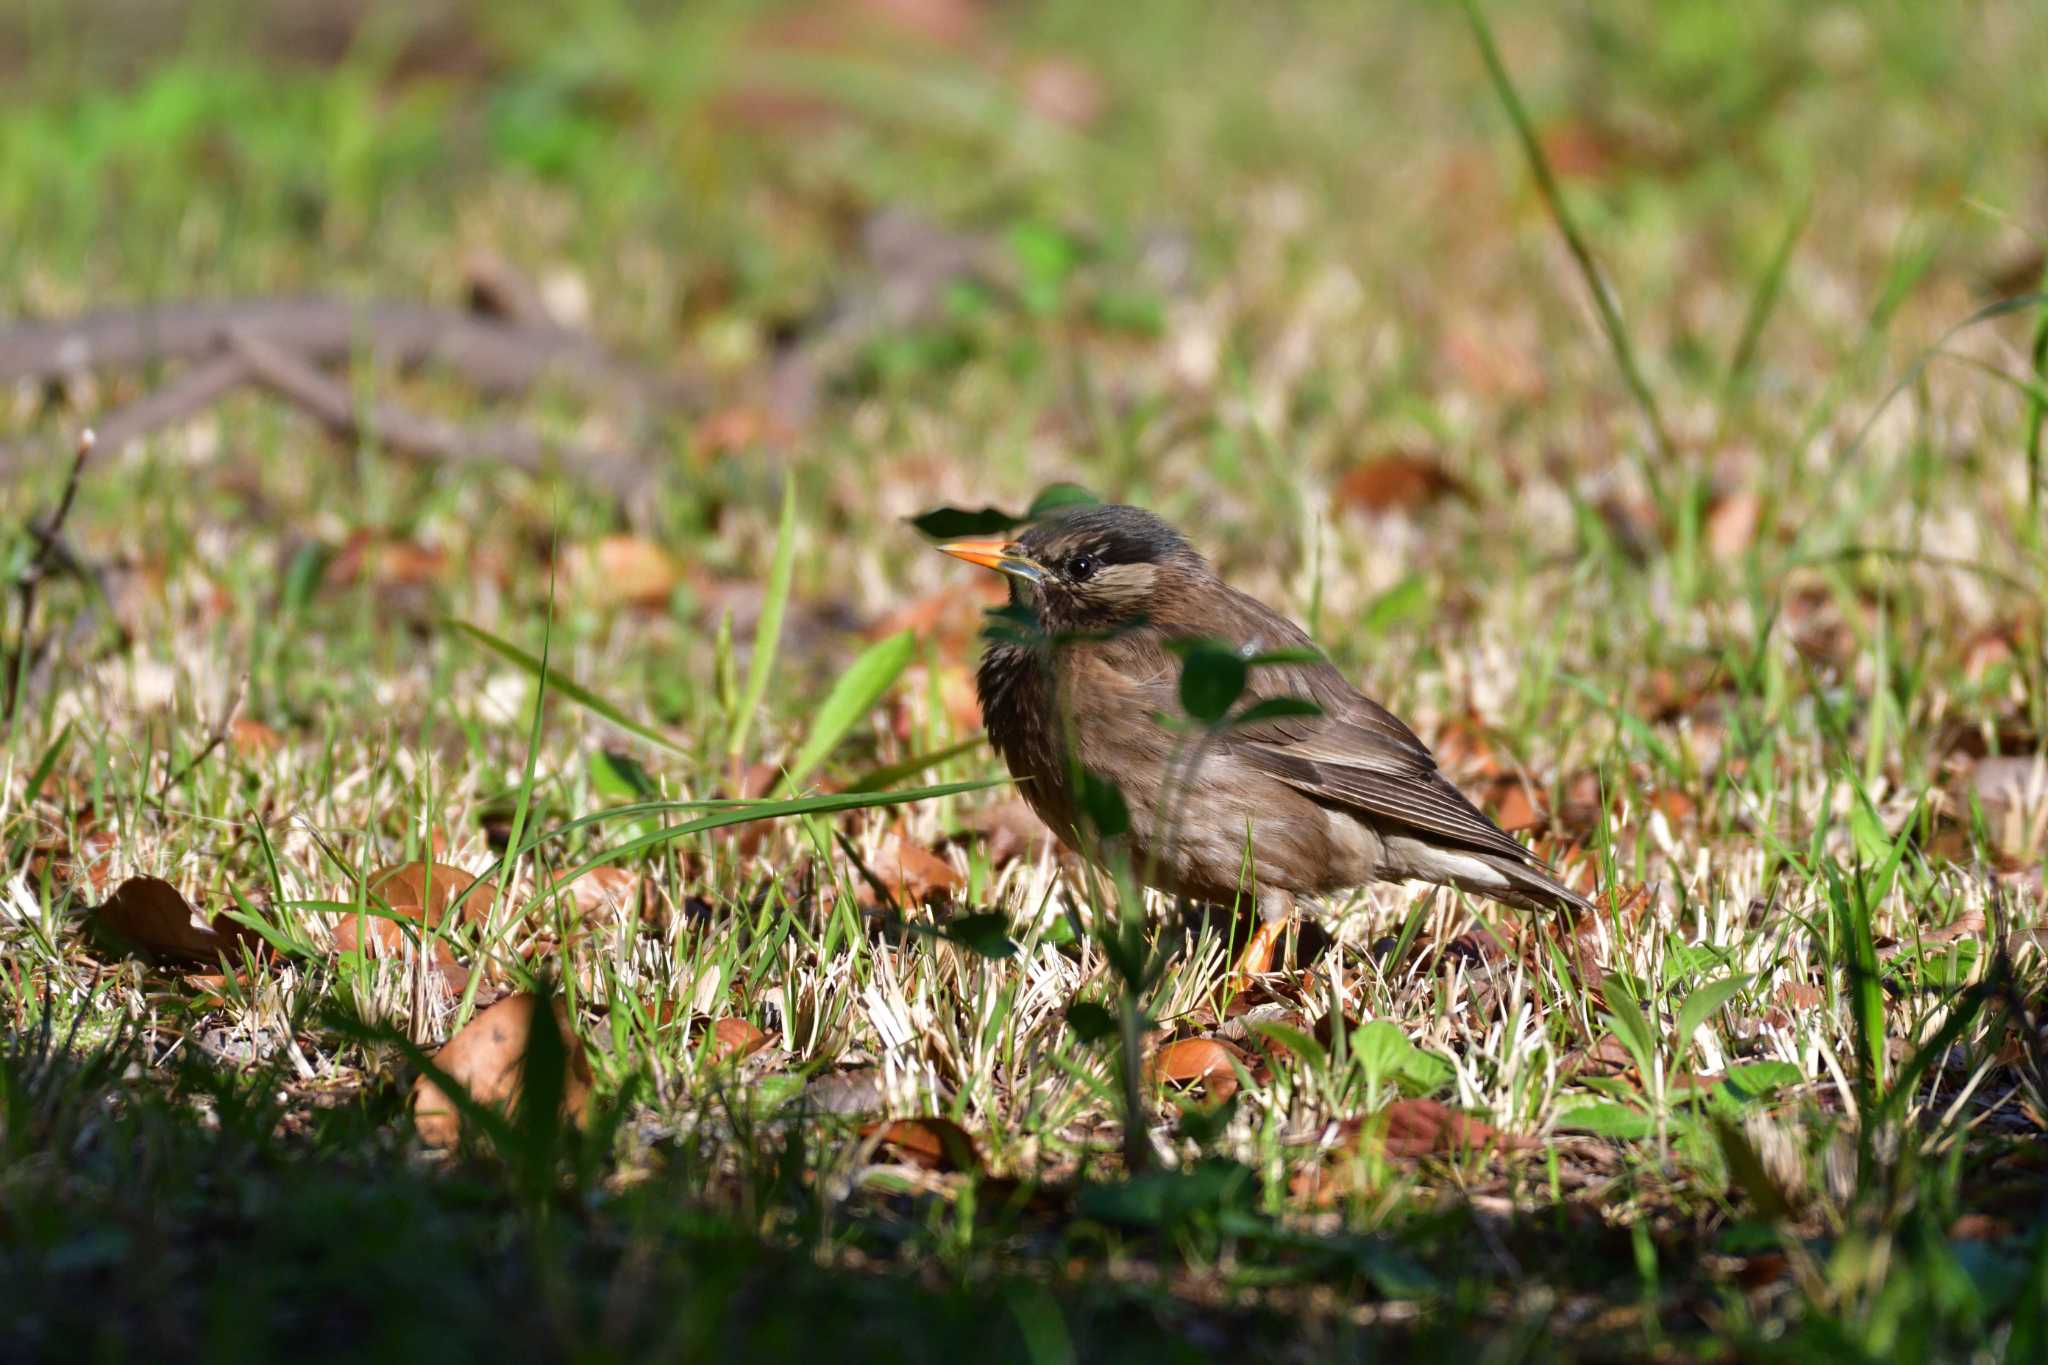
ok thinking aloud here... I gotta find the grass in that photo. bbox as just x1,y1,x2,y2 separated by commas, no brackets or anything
3,0,2048,1358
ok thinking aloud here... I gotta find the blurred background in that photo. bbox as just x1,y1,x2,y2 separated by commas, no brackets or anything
3,0,2045,766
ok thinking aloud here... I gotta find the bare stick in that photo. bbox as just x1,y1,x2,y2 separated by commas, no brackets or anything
0,296,698,409
5,429,95,722
224,328,649,497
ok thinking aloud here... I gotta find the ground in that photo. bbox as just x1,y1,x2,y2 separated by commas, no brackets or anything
2,1,2046,1360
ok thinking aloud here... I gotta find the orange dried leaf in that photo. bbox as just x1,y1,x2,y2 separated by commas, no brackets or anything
411,993,593,1149
863,1117,982,1172
1151,1037,1248,1101
709,1016,771,1064
1334,452,1468,516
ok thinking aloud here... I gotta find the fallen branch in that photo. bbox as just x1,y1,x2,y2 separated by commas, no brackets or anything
224,327,650,496
5,429,95,722
0,296,695,407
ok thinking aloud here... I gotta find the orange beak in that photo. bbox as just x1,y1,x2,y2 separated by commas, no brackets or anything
936,539,1046,583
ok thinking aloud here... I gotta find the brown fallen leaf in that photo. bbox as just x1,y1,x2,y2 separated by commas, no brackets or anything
1018,56,1107,130
1150,1037,1249,1102
567,535,682,609
229,717,286,757
411,993,593,1149
863,1116,982,1172
1704,488,1762,561
1333,451,1469,516
93,876,261,964
965,797,1055,867
561,865,643,923
862,829,964,906
708,1016,771,1064
1377,1098,1522,1157
1484,778,1547,834
331,862,496,990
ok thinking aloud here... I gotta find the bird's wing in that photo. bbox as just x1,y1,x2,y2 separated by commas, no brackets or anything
1139,585,1548,869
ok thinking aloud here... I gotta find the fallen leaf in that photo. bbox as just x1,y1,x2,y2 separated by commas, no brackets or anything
411,992,593,1149
1150,1037,1249,1101
862,829,964,906
1704,489,1761,560
709,1016,771,1063
1377,1098,1519,1157
568,536,682,609
694,405,795,458
863,1116,982,1172
1018,56,1106,129
562,865,643,923
331,862,495,990
93,876,260,964
229,718,285,757
1440,323,1545,401
1333,451,1468,516
1485,779,1547,834
966,797,1054,866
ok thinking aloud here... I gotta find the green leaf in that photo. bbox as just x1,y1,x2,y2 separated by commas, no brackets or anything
1674,973,1751,1048
729,478,798,761
1065,1000,1116,1043
1361,573,1429,635
1246,1020,1325,1072
1228,696,1322,728
1352,1020,1413,1085
1602,988,1658,1077
1557,1101,1655,1139
451,619,683,756
910,505,1018,539
1179,641,1248,725
1025,482,1099,518
938,912,1017,960
1722,1061,1803,1103
1077,769,1129,839
589,748,658,801
783,629,917,790
1711,1116,1796,1221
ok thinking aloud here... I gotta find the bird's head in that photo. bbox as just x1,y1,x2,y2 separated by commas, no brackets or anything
937,503,1204,633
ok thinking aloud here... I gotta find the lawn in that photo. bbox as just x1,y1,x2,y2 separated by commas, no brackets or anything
3,1,2046,1359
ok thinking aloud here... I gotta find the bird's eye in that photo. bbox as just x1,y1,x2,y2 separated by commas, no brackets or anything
1065,554,1098,582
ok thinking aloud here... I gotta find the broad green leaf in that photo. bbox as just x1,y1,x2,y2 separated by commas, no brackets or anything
1361,573,1429,635
1078,768,1129,839
590,748,658,801
452,619,684,756
1557,1101,1655,1139
1228,696,1323,729
1674,973,1751,1048
911,504,1018,539
1179,641,1248,725
783,629,917,790
1246,1020,1325,1072
937,912,1017,960
1602,988,1658,1076
1710,1116,1796,1221
1065,1000,1116,1043
1025,482,1099,518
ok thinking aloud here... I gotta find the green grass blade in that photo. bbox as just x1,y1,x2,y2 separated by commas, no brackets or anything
728,477,798,762
843,736,987,793
782,628,917,791
1674,974,1750,1052
451,618,684,756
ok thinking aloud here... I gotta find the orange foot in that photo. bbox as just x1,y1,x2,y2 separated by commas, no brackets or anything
1229,915,1289,988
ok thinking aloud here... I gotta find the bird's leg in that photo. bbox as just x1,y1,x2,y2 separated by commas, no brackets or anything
1229,889,1295,985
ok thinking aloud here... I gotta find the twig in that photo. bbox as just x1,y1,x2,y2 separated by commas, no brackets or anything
1459,0,1676,502
0,296,695,408
5,429,95,723
223,327,650,497
155,672,249,799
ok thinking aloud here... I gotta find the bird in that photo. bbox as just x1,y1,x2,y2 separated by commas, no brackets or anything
936,502,1592,978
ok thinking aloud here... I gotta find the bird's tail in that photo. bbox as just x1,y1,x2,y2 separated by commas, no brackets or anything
1453,851,1594,915
1387,836,1594,914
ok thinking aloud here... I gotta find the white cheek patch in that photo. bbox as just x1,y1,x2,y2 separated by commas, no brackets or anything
1091,563,1157,605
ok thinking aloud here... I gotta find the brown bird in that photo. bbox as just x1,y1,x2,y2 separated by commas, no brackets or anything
938,503,1591,977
